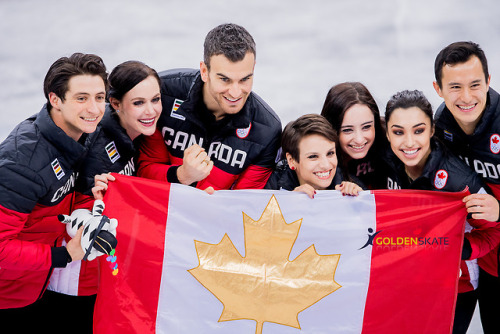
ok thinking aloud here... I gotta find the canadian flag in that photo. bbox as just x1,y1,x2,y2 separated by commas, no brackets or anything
94,174,466,334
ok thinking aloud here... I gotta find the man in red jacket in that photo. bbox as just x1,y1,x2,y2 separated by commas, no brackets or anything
0,53,107,331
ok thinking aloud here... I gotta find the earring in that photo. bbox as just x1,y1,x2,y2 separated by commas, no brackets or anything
290,166,295,170
115,109,120,113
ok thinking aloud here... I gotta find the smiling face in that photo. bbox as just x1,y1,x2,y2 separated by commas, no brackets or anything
433,55,490,135
49,74,106,141
339,104,375,160
200,52,255,120
111,75,162,141
386,107,434,179
287,134,338,190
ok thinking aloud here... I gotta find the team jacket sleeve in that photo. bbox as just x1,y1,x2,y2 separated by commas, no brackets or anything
463,177,500,259
465,220,500,260
0,163,52,271
232,125,281,190
484,183,500,222
232,165,274,190
137,129,177,182
73,192,95,211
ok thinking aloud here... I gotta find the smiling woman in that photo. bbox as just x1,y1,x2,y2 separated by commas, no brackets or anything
385,92,434,181
338,104,375,160
383,89,500,334
288,133,338,190
108,64,162,141
75,60,163,200
321,82,388,189
265,113,362,198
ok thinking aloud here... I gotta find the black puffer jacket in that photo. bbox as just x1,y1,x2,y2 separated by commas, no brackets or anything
435,88,500,185
0,105,94,308
434,87,500,277
75,107,139,198
384,138,500,292
139,68,282,190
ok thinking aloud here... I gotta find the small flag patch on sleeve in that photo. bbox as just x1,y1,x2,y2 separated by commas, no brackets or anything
105,141,120,163
51,158,65,180
170,99,185,121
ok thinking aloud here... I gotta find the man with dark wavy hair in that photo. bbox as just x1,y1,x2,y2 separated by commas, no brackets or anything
138,23,281,191
0,53,107,330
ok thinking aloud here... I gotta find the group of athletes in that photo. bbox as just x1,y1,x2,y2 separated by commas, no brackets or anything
0,22,499,333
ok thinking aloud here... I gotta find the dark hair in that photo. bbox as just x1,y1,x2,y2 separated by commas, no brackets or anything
320,82,386,175
385,90,433,126
434,41,489,88
203,23,256,69
281,114,338,162
108,60,160,108
44,53,108,110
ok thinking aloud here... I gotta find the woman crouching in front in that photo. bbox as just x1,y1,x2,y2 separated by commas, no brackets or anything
265,114,361,198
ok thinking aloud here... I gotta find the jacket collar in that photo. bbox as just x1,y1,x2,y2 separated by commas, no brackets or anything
419,139,444,179
440,87,498,137
35,104,90,165
388,138,445,188
473,87,499,135
100,107,136,152
179,72,252,130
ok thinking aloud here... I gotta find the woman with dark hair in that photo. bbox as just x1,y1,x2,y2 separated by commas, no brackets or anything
47,60,162,333
384,89,500,334
87,61,162,197
321,82,388,189
265,113,361,198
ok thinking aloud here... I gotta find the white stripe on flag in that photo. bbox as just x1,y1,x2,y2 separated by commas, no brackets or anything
156,185,376,333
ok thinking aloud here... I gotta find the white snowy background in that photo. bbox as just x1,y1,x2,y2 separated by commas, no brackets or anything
1,0,497,332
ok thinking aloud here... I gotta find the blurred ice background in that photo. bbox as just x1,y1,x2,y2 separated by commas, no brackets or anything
0,0,497,332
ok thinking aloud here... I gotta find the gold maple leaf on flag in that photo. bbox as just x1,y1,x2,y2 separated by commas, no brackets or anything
188,195,341,334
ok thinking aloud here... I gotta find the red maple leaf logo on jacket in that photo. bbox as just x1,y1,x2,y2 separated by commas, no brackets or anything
434,170,448,189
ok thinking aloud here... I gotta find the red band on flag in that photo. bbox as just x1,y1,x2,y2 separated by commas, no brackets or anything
362,189,466,334
95,174,171,333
